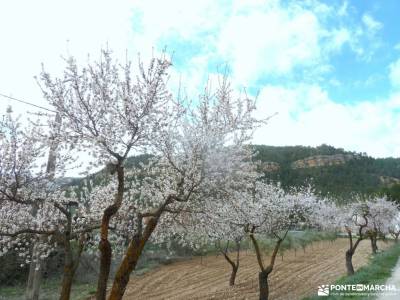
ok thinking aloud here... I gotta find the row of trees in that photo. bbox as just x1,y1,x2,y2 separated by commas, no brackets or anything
174,183,399,299
314,197,399,276
0,49,260,300
1,49,399,300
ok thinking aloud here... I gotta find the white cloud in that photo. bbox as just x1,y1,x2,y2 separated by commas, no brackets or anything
254,85,400,157
0,0,397,159
362,13,383,33
0,0,381,112
328,28,352,51
338,1,349,17
129,0,384,86
327,13,383,62
0,0,134,114
389,58,400,88
216,2,324,83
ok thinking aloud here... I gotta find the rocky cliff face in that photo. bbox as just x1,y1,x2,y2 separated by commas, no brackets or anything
260,161,280,172
259,154,357,172
380,176,400,187
291,154,355,169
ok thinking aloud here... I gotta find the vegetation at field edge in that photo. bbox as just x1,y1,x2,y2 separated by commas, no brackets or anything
303,241,400,300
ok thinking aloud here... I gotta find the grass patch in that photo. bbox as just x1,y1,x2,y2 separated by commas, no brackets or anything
303,241,400,300
0,279,96,300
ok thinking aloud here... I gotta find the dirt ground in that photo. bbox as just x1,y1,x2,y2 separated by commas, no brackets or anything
123,239,391,300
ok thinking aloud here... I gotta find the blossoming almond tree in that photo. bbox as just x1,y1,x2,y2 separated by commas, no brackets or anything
388,214,400,242
316,197,398,275
0,185,111,300
108,88,259,299
0,109,56,300
364,197,398,254
243,185,318,300
197,182,319,300
23,111,63,300
38,49,260,300
166,148,259,287
38,49,182,300
314,198,384,274
0,111,109,300
331,201,368,275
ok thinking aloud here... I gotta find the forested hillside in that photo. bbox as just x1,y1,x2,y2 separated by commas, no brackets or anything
66,144,400,203
254,144,400,202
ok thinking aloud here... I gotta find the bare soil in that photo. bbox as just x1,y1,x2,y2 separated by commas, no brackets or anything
123,239,391,300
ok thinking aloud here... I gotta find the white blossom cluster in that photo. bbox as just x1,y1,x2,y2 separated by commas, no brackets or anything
0,49,262,270
170,181,325,251
38,49,180,170
310,196,399,237
0,111,105,265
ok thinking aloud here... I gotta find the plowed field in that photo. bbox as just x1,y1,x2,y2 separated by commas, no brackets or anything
123,239,390,300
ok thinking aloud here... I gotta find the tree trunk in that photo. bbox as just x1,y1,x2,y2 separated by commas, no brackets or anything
59,265,74,300
97,239,112,300
345,250,354,275
258,270,270,300
107,216,159,300
26,263,43,300
108,240,140,300
59,235,84,300
97,165,125,300
370,235,378,254
257,236,280,300
26,113,61,300
345,227,365,276
229,265,238,286
30,266,43,300
26,258,35,299
248,227,286,300
220,240,240,287
26,243,44,300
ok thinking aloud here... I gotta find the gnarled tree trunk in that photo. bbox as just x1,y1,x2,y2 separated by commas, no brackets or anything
96,165,124,300
59,234,85,300
59,263,74,300
107,214,160,300
219,240,241,286
370,235,378,254
248,226,287,300
258,268,272,300
345,225,365,276
229,265,239,286
97,239,112,300
25,243,45,300
345,250,355,275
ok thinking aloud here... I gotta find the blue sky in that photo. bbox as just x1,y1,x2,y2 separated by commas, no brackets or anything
0,0,399,157
141,0,400,103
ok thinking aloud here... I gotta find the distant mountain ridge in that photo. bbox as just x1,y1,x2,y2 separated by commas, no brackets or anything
254,144,400,201
67,144,400,203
